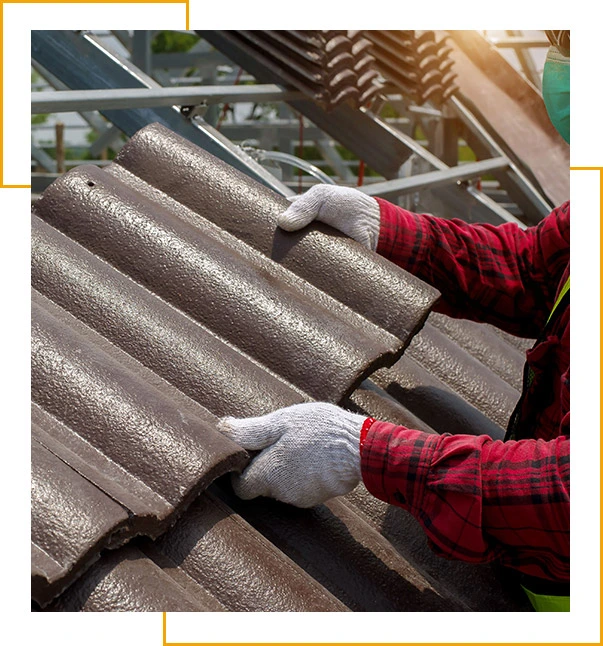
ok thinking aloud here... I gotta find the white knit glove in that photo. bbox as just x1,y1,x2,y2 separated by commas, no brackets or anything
218,402,367,508
277,184,381,251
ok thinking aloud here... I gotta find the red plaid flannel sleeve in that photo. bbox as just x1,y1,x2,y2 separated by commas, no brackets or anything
376,199,570,338
360,421,570,581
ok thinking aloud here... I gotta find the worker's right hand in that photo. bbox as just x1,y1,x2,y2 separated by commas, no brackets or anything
218,402,367,508
277,184,381,251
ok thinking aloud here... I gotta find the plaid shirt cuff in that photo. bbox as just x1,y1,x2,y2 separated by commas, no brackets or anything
360,420,439,516
375,197,421,265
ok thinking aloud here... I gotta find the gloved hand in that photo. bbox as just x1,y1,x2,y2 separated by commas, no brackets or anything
277,184,381,251
218,402,367,508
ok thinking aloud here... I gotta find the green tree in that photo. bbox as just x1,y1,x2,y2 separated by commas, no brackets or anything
151,31,199,53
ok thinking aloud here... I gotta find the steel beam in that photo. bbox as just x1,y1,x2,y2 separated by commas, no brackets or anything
360,157,509,200
450,95,552,220
31,142,57,173
112,30,132,50
31,30,293,196
89,124,124,156
32,59,111,135
32,85,306,114
503,31,542,91
315,138,356,183
132,30,152,76
194,31,529,226
369,116,527,225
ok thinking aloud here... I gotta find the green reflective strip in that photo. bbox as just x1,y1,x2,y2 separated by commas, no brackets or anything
546,276,570,326
522,585,570,612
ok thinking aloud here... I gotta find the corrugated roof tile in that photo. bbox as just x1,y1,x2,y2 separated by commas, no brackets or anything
31,291,248,606
33,164,404,402
109,122,439,343
44,544,226,612
32,213,309,418
215,485,468,611
31,433,130,607
406,322,521,429
199,31,382,111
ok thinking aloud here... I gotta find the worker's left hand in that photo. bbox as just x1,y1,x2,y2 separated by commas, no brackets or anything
218,402,367,508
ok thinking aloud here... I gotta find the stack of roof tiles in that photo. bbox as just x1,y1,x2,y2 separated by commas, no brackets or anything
31,122,533,612
198,30,382,111
363,30,459,106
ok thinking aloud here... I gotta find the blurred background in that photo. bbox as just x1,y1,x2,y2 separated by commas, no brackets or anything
31,30,568,226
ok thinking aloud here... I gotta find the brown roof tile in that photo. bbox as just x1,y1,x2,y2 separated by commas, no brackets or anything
109,122,439,343
33,164,404,402
31,291,247,605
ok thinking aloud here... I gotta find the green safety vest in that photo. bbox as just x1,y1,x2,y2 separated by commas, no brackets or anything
507,276,570,612
522,585,570,612
546,275,570,326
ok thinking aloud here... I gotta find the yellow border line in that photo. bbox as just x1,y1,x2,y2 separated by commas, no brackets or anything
5,0,189,189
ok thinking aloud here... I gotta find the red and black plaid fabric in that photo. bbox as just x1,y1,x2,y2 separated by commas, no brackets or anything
361,200,570,583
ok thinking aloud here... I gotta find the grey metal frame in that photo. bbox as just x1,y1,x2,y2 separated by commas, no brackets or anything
499,31,545,91
31,30,555,226
32,85,305,114
449,95,553,221
360,158,509,199
197,30,547,224
31,30,294,196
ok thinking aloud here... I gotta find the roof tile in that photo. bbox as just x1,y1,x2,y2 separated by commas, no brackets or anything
32,213,308,418
31,121,532,612
33,165,405,401
109,122,439,343
31,291,247,605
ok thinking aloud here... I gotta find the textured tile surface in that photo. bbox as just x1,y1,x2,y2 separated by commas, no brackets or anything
108,122,440,343
31,427,130,606
214,485,469,611
33,165,405,402
32,213,308,418
428,313,526,391
31,291,248,605
406,321,521,430
31,121,533,613
371,353,509,440
44,544,226,612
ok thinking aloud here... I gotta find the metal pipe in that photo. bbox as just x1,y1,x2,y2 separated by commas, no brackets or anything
245,147,337,185
31,30,293,196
